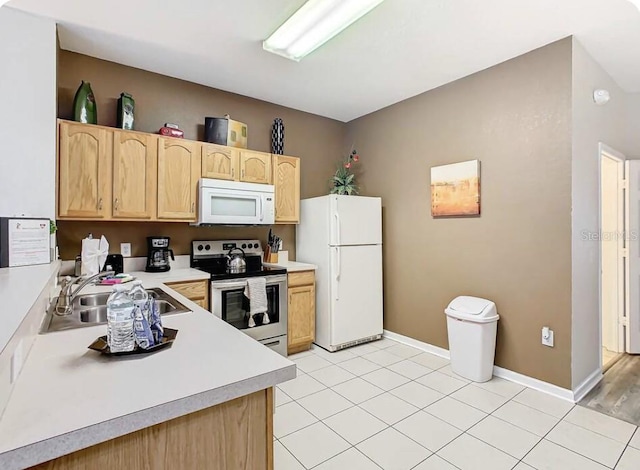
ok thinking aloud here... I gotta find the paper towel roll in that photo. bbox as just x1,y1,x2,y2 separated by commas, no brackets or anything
81,235,109,276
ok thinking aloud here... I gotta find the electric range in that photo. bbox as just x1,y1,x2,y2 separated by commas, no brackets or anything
191,240,288,356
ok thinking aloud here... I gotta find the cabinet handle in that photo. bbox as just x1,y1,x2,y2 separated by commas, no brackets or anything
232,168,235,178
242,169,245,178
98,198,103,210
114,198,119,211
191,202,195,213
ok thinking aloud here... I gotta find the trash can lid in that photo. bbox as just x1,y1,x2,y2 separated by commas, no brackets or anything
445,296,499,323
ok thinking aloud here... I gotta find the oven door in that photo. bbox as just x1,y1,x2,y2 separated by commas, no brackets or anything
210,275,287,341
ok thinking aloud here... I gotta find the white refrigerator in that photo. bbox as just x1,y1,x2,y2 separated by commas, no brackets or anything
296,195,383,351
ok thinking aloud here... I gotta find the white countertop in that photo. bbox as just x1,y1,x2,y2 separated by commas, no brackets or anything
264,260,317,272
131,267,211,283
0,269,296,469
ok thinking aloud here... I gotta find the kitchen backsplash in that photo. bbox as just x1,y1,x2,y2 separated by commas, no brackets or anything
56,221,295,261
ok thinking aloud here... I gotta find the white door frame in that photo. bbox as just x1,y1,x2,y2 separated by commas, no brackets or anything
599,143,626,366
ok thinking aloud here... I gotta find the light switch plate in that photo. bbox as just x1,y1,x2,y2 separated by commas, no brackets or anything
121,243,132,258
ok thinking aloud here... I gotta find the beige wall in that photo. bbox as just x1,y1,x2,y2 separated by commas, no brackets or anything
570,39,639,388
346,39,574,388
56,50,345,259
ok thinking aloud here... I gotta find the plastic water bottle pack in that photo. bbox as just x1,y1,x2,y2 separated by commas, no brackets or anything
130,281,154,349
106,282,163,352
106,285,136,353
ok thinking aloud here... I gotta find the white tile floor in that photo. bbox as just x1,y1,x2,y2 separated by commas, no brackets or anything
275,338,640,470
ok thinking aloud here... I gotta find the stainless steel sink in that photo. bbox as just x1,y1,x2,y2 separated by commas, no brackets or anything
77,290,161,308
42,288,190,333
78,300,178,323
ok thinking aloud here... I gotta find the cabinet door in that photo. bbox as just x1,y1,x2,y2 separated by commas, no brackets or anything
112,131,157,219
166,280,209,310
157,139,201,220
288,284,315,351
239,150,272,184
202,143,239,181
58,122,112,218
273,155,300,223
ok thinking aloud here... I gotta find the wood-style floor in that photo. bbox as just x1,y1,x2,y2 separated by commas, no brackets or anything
580,354,640,426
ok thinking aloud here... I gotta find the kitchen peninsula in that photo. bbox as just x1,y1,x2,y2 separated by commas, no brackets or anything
0,268,295,470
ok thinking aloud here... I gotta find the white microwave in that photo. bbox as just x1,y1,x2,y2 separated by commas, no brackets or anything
196,179,275,225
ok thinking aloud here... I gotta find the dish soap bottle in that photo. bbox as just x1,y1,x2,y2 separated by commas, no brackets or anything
72,81,97,124
106,285,135,352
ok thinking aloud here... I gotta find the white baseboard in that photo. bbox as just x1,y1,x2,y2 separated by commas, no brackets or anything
572,369,603,403
383,329,586,403
383,330,450,359
492,366,574,402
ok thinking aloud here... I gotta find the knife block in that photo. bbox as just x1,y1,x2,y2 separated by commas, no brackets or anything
264,247,279,264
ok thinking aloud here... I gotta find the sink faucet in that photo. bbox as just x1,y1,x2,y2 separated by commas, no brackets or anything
55,271,115,316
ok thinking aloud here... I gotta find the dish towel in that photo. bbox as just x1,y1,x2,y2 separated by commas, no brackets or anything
244,277,269,328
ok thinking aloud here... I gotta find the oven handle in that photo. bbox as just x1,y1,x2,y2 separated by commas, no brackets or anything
211,275,287,290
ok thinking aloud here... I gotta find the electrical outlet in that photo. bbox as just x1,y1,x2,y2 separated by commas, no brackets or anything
10,340,24,384
278,239,283,251
121,243,132,257
542,326,554,347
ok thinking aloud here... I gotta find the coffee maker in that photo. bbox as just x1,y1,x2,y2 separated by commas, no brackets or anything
145,236,175,272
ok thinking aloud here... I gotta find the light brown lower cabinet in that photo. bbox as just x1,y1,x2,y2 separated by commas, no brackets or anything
165,280,209,310
287,271,316,355
30,388,274,470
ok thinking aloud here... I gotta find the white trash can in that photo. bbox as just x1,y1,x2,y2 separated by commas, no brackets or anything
445,296,499,382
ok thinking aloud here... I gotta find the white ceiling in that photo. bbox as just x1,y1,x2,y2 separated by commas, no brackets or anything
7,0,640,122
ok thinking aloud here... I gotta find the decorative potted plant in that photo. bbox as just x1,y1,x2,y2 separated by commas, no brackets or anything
330,149,361,195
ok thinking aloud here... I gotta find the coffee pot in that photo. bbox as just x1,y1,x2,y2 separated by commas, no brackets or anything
145,236,175,273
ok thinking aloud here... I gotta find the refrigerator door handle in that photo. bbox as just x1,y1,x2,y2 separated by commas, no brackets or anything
333,247,340,301
334,211,341,246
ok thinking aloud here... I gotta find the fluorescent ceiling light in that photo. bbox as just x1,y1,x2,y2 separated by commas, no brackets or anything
263,0,385,61
629,0,640,10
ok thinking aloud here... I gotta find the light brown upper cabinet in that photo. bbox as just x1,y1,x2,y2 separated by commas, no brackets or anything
57,121,301,223
58,122,112,218
239,150,272,184
202,143,239,181
157,138,201,221
272,155,301,224
112,131,157,219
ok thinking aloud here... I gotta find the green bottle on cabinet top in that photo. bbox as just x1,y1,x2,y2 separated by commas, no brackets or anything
72,81,97,124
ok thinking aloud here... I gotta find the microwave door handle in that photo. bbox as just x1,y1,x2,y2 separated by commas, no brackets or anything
259,197,264,222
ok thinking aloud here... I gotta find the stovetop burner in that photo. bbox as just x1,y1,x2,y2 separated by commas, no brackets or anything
190,239,287,281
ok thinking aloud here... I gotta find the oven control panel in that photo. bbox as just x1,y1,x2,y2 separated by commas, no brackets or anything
192,240,263,258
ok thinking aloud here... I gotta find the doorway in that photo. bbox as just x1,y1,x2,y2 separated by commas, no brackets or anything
581,145,640,425
600,145,625,370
